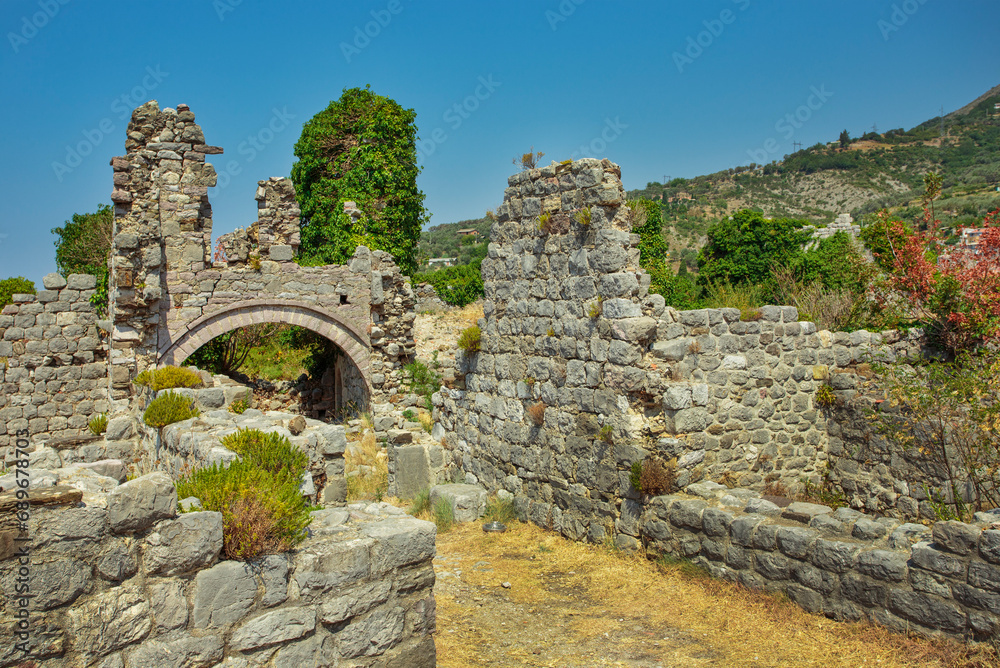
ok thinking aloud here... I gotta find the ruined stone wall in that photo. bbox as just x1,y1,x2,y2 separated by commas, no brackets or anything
434,160,946,551
0,274,110,449
106,101,416,408
109,101,221,398
0,475,436,667
636,483,1000,642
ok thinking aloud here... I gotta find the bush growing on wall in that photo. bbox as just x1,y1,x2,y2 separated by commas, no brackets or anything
142,391,200,428
134,365,204,391
176,428,312,559
0,276,35,308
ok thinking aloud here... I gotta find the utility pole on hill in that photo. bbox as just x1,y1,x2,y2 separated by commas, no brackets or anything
940,106,946,138
792,142,802,152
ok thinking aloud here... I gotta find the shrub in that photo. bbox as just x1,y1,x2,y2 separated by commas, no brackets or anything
527,401,545,426
700,279,767,321
220,428,308,477
404,359,442,411
871,350,1000,515
0,276,35,309
175,453,311,560
412,261,484,307
433,496,454,532
402,409,415,421
408,487,431,516
483,495,519,524
537,210,553,233
134,365,203,391
228,398,248,414
634,457,676,496
815,383,837,408
457,325,481,353
143,391,200,428
88,413,108,435
587,299,602,319
574,207,591,226
598,425,614,444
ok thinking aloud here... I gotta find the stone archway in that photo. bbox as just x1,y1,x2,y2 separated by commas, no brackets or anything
158,299,372,400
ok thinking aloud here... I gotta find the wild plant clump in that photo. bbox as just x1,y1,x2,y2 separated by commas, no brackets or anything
631,457,676,496
176,428,311,559
220,428,308,476
228,398,248,414
134,365,203,391
143,391,200,428
815,383,837,408
88,413,108,435
457,325,481,353
527,401,545,426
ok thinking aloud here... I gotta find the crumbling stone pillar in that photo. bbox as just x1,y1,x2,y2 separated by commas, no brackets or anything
108,101,221,397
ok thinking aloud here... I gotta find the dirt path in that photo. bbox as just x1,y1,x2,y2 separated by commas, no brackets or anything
431,522,993,668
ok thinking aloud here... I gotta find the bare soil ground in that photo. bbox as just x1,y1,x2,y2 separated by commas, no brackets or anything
413,306,996,668
432,522,997,668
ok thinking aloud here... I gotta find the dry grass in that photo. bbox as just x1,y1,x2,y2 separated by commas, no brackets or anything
345,429,388,501
434,521,997,668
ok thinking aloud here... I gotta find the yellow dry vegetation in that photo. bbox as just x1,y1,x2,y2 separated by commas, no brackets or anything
434,521,996,668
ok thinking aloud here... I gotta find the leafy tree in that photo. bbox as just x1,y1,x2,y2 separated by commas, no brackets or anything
413,260,484,307
697,209,811,299
860,212,915,272
291,86,427,275
839,129,851,148
799,232,868,292
632,199,674,297
0,277,35,309
51,204,113,313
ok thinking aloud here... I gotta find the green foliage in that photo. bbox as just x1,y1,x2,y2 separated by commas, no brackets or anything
291,86,427,274
632,199,679,300
413,260,484,307
185,324,294,377
228,399,248,415
587,299,602,319
88,413,108,435
697,210,812,300
175,430,311,560
699,280,766,320
871,351,1000,515
0,276,35,309
220,428,309,478
598,425,614,444
457,325,481,353
402,409,415,421
134,365,203,391
408,487,431,516
629,461,643,492
416,217,491,268
574,207,592,226
433,496,454,532
815,383,836,408
404,359,442,411
51,204,112,315
143,391,200,428
482,495,519,524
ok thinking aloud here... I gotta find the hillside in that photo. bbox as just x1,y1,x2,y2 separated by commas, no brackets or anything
628,85,1000,268
417,216,491,269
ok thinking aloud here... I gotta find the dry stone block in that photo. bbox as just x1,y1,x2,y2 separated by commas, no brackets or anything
67,587,151,661
108,472,177,533
230,607,316,652
192,560,257,628
429,483,487,523
143,511,223,575
125,631,224,668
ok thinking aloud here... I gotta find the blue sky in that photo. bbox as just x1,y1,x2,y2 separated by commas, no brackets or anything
1,0,998,286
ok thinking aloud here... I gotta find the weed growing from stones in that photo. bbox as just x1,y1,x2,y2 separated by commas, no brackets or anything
88,413,108,435
527,402,545,426
457,325,481,353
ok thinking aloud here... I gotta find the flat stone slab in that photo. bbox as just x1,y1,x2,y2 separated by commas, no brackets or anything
782,501,833,524
430,483,488,523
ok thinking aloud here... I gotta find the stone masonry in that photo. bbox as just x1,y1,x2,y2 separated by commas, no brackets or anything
0,475,436,667
0,274,110,449
434,160,946,545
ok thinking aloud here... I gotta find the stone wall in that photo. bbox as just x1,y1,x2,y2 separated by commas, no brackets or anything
0,474,436,667
433,159,944,552
635,482,1000,641
0,274,110,450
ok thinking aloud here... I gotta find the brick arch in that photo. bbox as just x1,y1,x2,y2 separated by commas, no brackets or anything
158,299,371,395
